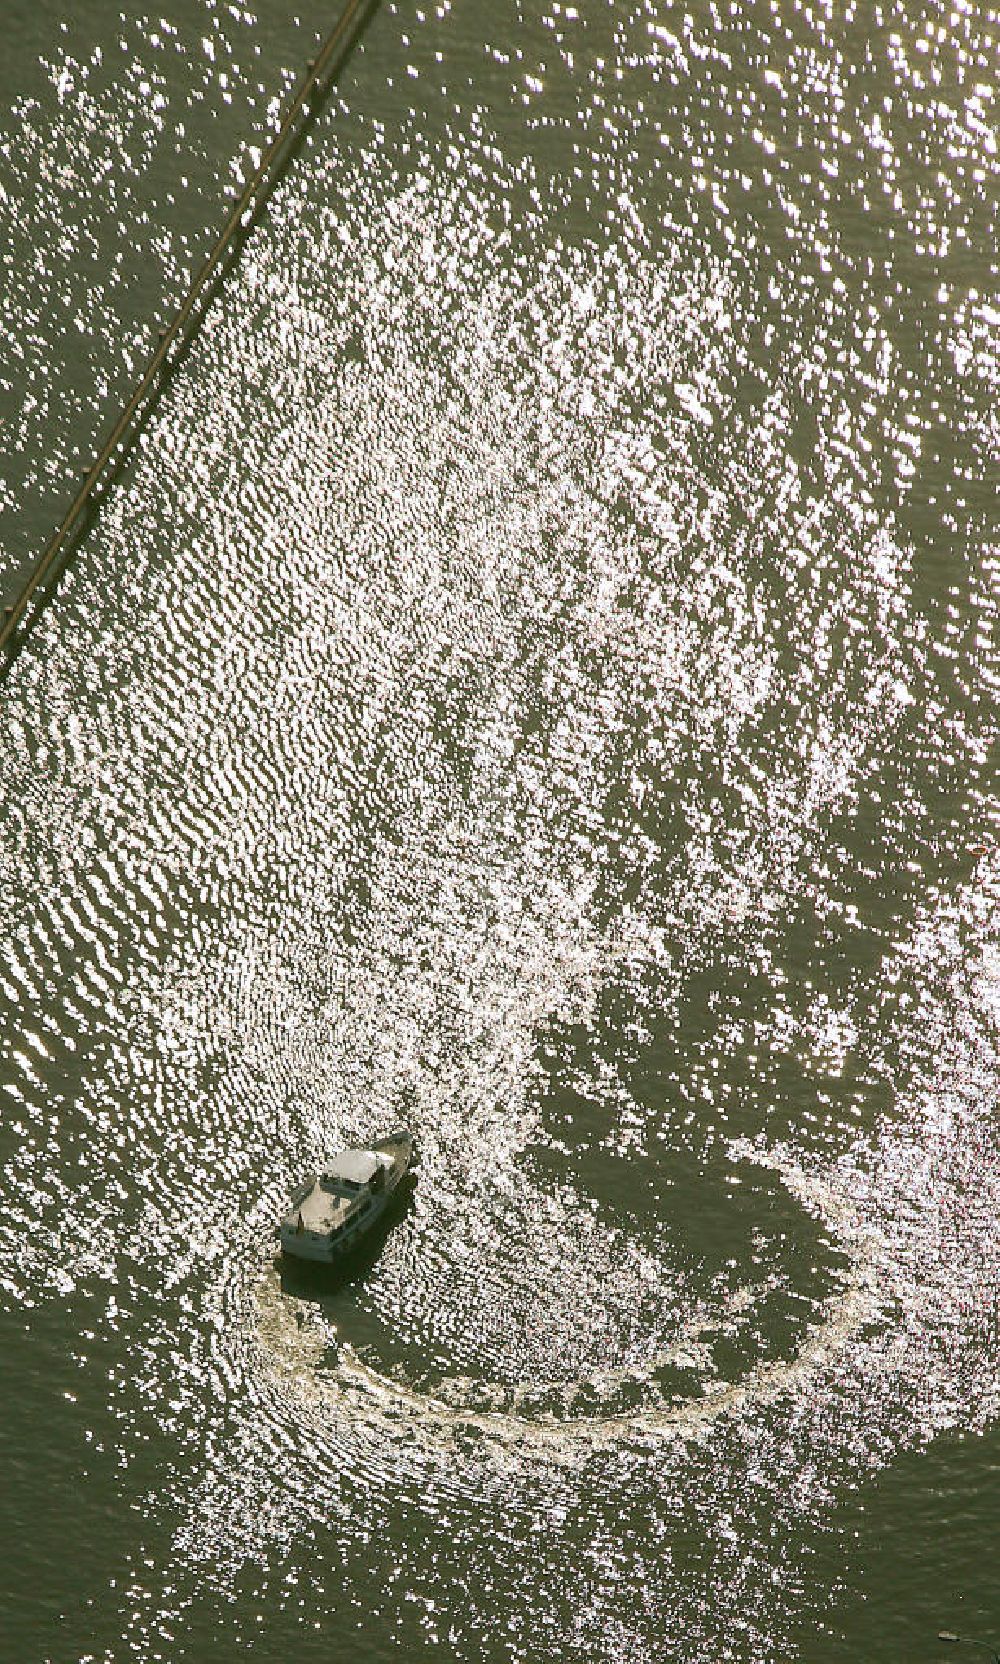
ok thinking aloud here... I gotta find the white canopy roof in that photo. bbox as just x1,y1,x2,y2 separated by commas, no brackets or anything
322,1149,379,1186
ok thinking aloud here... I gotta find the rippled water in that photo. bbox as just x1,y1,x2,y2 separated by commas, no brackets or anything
1,2,997,1660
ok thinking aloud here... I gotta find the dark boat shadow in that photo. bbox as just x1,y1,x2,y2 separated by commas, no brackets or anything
277,1174,418,1301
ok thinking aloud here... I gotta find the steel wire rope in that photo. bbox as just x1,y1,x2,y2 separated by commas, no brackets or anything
0,0,378,665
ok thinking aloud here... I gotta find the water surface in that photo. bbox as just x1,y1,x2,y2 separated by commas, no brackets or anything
0,2,997,1660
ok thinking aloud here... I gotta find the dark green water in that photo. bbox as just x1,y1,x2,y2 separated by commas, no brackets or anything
1,2,997,1660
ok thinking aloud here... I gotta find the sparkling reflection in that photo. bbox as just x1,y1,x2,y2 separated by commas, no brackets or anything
0,0,997,1659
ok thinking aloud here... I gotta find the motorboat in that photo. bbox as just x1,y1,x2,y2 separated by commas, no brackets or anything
278,1130,414,1264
